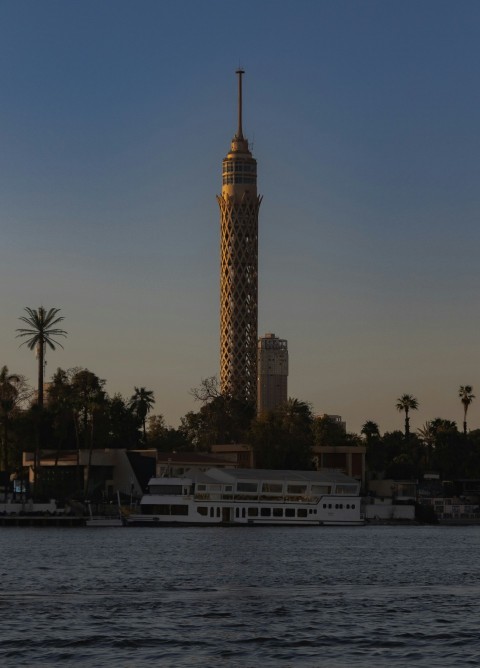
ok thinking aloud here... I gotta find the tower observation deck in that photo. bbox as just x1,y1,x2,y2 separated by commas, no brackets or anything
217,70,262,405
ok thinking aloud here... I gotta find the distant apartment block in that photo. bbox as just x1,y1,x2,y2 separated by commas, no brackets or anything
257,333,288,414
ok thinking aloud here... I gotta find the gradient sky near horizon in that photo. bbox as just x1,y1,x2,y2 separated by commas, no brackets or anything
1,0,480,435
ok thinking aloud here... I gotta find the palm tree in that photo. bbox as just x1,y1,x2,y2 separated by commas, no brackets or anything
396,394,419,439
361,420,380,443
417,421,436,469
16,307,67,407
129,387,155,442
459,385,475,436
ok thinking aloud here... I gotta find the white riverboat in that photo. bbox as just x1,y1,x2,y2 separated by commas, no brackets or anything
127,467,363,526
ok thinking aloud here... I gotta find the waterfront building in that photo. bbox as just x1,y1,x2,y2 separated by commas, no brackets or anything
210,443,255,468
312,444,366,485
217,70,262,405
257,332,288,414
320,414,347,432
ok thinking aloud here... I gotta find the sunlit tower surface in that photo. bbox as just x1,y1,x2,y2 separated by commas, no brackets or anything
257,333,288,414
217,70,262,405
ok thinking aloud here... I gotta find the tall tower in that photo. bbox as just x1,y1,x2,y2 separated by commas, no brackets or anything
257,333,289,414
217,70,262,405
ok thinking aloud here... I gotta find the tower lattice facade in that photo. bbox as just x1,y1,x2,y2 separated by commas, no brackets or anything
217,70,262,405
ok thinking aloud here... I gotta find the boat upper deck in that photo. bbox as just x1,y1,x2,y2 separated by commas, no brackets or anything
144,467,360,504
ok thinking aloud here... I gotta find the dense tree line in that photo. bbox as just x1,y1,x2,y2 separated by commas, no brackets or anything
364,419,480,480
2,364,479,487
2,306,479,497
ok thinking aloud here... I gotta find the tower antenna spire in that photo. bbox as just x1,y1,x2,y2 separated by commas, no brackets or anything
236,68,245,139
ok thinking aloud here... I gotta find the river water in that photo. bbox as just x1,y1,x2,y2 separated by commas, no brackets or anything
1,525,479,667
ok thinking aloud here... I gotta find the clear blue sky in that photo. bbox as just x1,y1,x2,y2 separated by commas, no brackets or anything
1,0,479,434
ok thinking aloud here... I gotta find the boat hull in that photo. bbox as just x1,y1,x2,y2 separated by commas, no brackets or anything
126,517,364,527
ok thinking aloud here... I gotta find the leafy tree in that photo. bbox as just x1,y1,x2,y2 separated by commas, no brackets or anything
106,394,141,449
147,415,190,452
190,376,221,402
343,432,363,447
69,369,106,496
0,366,30,497
179,411,205,450
184,375,255,449
147,415,167,442
312,415,345,447
464,430,480,478
48,368,78,461
367,430,405,476
459,385,475,436
396,394,419,439
129,387,155,442
16,307,67,407
385,452,418,479
277,399,314,468
430,425,465,479
180,395,254,450
249,411,284,468
70,369,106,444
250,398,314,469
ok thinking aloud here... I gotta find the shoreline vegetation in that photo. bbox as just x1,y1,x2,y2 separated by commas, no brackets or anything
1,307,479,518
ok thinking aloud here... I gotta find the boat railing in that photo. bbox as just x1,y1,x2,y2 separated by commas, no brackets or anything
193,492,322,504
194,493,224,501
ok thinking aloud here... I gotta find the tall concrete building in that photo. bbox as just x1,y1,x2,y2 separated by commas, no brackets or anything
217,70,262,405
257,333,289,414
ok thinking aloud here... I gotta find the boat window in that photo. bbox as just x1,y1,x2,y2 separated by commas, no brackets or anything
260,508,271,517
336,484,357,495
237,482,258,493
151,504,169,515
216,507,220,518
198,507,208,516
210,507,214,518
262,483,283,493
242,508,246,518
352,504,355,509
170,505,189,516
285,508,295,518
328,504,332,509
206,484,222,492
247,508,258,517
197,484,206,492
323,503,327,509
273,508,283,517
224,485,233,492
297,509,307,518
235,508,239,518
287,485,307,495
311,485,331,494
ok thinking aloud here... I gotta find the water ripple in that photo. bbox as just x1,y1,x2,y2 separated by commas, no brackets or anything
2,525,480,666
